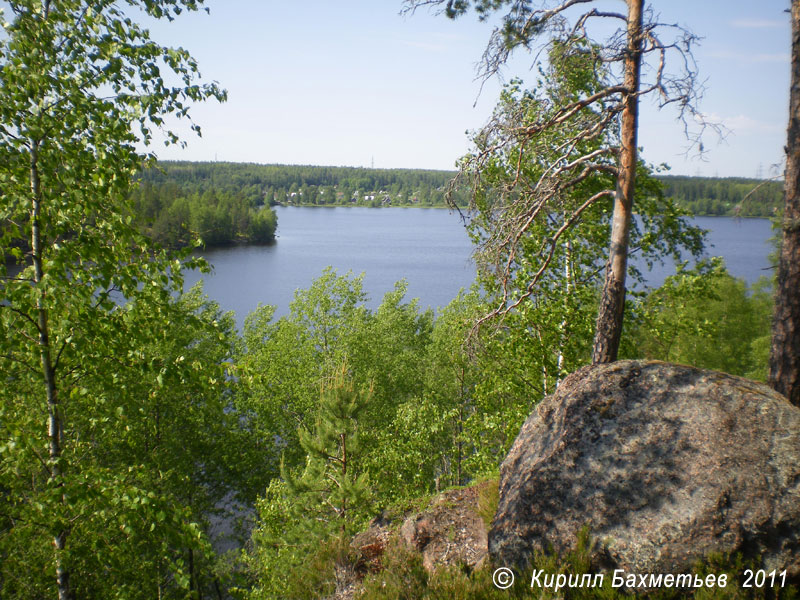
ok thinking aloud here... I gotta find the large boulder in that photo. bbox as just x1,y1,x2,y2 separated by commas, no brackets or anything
489,360,800,577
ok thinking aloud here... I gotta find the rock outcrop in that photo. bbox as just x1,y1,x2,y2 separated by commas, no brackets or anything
352,482,490,577
332,483,492,599
489,360,800,578
398,484,489,573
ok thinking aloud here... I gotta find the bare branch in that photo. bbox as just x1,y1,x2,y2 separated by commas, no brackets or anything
474,187,615,333
734,174,784,216
426,0,712,351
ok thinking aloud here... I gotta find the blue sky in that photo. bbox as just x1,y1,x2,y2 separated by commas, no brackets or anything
146,0,790,178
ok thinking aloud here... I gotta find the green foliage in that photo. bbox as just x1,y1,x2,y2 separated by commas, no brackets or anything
137,160,470,209
242,479,303,598
245,369,373,599
282,365,373,537
0,280,249,597
244,508,354,600
629,259,773,380
376,290,481,493
243,479,335,600
659,175,782,218
131,182,278,248
239,275,507,597
0,1,251,597
235,268,435,499
456,43,705,419
235,269,371,479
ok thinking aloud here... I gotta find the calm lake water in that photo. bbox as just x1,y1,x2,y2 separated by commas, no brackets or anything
183,207,774,326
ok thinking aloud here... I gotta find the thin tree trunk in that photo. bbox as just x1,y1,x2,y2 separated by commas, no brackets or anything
456,397,464,486
340,432,347,534
592,0,643,364
31,142,72,600
556,239,573,387
769,0,800,407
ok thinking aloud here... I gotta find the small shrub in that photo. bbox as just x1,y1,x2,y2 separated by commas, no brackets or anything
359,539,430,600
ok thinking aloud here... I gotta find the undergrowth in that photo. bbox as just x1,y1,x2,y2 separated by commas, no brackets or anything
247,479,798,600
476,476,500,529
358,527,799,600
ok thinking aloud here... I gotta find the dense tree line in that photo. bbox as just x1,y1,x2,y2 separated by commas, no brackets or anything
126,163,782,255
144,161,783,216
126,161,474,250
6,168,779,261
140,161,470,208
659,175,783,217
130,181,277,248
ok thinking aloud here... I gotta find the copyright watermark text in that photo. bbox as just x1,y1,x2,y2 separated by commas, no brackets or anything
489,567,789,591
492,567,514,590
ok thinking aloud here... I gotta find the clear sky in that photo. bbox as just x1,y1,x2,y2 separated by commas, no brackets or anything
145,0,791,178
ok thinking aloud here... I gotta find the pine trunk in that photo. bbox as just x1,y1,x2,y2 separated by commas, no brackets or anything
592,0,643,364
769,0,800,407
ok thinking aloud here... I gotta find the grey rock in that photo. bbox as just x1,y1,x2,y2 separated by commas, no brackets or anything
400,484,489,573
489,360,800,578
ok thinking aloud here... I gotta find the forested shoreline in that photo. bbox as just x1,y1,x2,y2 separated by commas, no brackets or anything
133,162,781,252
659,175,782,217
3,165,782,262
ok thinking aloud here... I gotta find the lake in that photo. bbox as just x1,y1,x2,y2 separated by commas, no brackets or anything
183,207,775,326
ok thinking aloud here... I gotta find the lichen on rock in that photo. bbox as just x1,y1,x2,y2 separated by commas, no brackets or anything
489,360,800,579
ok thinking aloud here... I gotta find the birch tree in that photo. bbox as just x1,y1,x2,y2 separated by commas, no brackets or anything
0,1,225,597
404,0,711,363
460,45,703,390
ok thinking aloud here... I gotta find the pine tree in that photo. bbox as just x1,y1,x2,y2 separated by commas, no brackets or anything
281,365,372,536
770,0,800,406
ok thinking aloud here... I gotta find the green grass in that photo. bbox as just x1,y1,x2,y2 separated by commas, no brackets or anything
358,527,799,600
476,476,500,530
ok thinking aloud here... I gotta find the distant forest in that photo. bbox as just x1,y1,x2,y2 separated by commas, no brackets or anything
140,161,470,207
132,161,471,248
658,175,783,218
132,162,783,248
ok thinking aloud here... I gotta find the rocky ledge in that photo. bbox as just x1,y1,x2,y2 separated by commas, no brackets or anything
352,481,491,576
489,360,800,579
